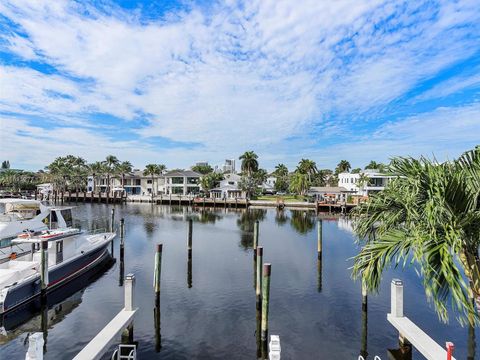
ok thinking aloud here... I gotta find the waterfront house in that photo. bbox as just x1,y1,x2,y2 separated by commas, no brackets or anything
209,173,244,199
337,169,396,196
164,170,201,195
87,170,166,195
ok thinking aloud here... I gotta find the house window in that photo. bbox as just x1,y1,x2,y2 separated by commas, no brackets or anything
135,179,141,186
147,180,152,184
171,177,184,184
187,177,199,184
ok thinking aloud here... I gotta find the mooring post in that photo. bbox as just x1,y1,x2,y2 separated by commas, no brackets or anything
110,208,115,233
40,240,49,296
317,219,323,259
362,279,368,309
188,219,193,251
261,263,272,342
119,218,125,285
122,274,136,344
256,246,263,309
253,220,259,253
154,244,163,299
390,279,409,347
34,189,38,200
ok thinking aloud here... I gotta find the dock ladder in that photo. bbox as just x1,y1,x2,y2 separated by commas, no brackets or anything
111,344,137,360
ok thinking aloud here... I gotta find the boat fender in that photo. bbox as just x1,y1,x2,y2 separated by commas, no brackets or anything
10,252,17,260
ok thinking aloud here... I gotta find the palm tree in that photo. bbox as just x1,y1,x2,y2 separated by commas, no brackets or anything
89,161,105,193
289,172,309,196
116,161,133,189
364,160,379,170
274,164,289,177
143,164,162,200
239,151,259,176
352,148,480,325
103,155,119,193
297,159,317,182
356,173,370,193
335,160,351,174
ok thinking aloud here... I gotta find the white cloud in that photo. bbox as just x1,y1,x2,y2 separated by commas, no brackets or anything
0,0,479,169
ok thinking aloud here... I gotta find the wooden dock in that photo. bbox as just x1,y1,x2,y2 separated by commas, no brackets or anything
35,190,126,204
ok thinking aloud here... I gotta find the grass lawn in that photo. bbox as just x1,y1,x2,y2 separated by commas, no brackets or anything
255,195,308,202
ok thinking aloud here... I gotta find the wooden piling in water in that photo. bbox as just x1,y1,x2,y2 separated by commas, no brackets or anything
154,244,163,297
40,240,49,296
261,263,271,342
187,219,193,251
34,189,38,200
362,279,368,309
253,220,259,252
317,219,323,259
256,246,263,308
110,208,115,232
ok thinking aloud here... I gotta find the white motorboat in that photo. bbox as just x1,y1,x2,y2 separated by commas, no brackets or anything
0,230,115,314
0,199,77,261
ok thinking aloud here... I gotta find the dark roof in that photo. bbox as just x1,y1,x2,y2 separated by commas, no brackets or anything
164,170,201,177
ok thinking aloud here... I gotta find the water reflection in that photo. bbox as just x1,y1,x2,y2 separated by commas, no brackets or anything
0,257,113,346
154,298,161,352
187,251,192,288
237,209,267,249
290,210,315,234
274,209,288,226
468,324,476,360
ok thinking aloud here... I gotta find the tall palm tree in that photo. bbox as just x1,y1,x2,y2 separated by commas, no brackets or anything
364,160,379,170
239,151,259,176
89,161,105,193
143,164,162,200
335,160,351,174
274,164,289,177
356,173,370,193
116,161,133,189
352,148,480,325
103,155,119,193
297,159,317,182
289,172,309,196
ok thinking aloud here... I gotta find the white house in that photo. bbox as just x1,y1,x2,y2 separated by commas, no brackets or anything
164,170,202,195
209,173,244,199
88,170,166,195
337,169,395,196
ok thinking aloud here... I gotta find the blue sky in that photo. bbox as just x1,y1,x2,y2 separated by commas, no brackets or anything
0,0,479,171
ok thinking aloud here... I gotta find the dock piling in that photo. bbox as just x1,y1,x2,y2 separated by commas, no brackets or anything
154,244,163,298
261,263,272,343
256,246,263,309
110,208,115,233
317,219,322,259
122,274,136,344
187,219,193,288
40,240,49,296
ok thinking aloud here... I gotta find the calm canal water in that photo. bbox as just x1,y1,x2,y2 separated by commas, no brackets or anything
0,203,477,359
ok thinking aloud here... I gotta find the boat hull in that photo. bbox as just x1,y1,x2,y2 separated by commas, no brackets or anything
0,242,111,314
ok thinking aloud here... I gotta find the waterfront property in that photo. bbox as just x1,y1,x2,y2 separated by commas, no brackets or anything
307,186,352,203
0,204,471,359
209,173,244,199
88,170,166,196
337,169,396,196
164,170,201,195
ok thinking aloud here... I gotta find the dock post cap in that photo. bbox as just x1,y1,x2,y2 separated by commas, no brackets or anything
257,246,263,256
125,273,135,281
156,244,163,252
392,278,403,286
